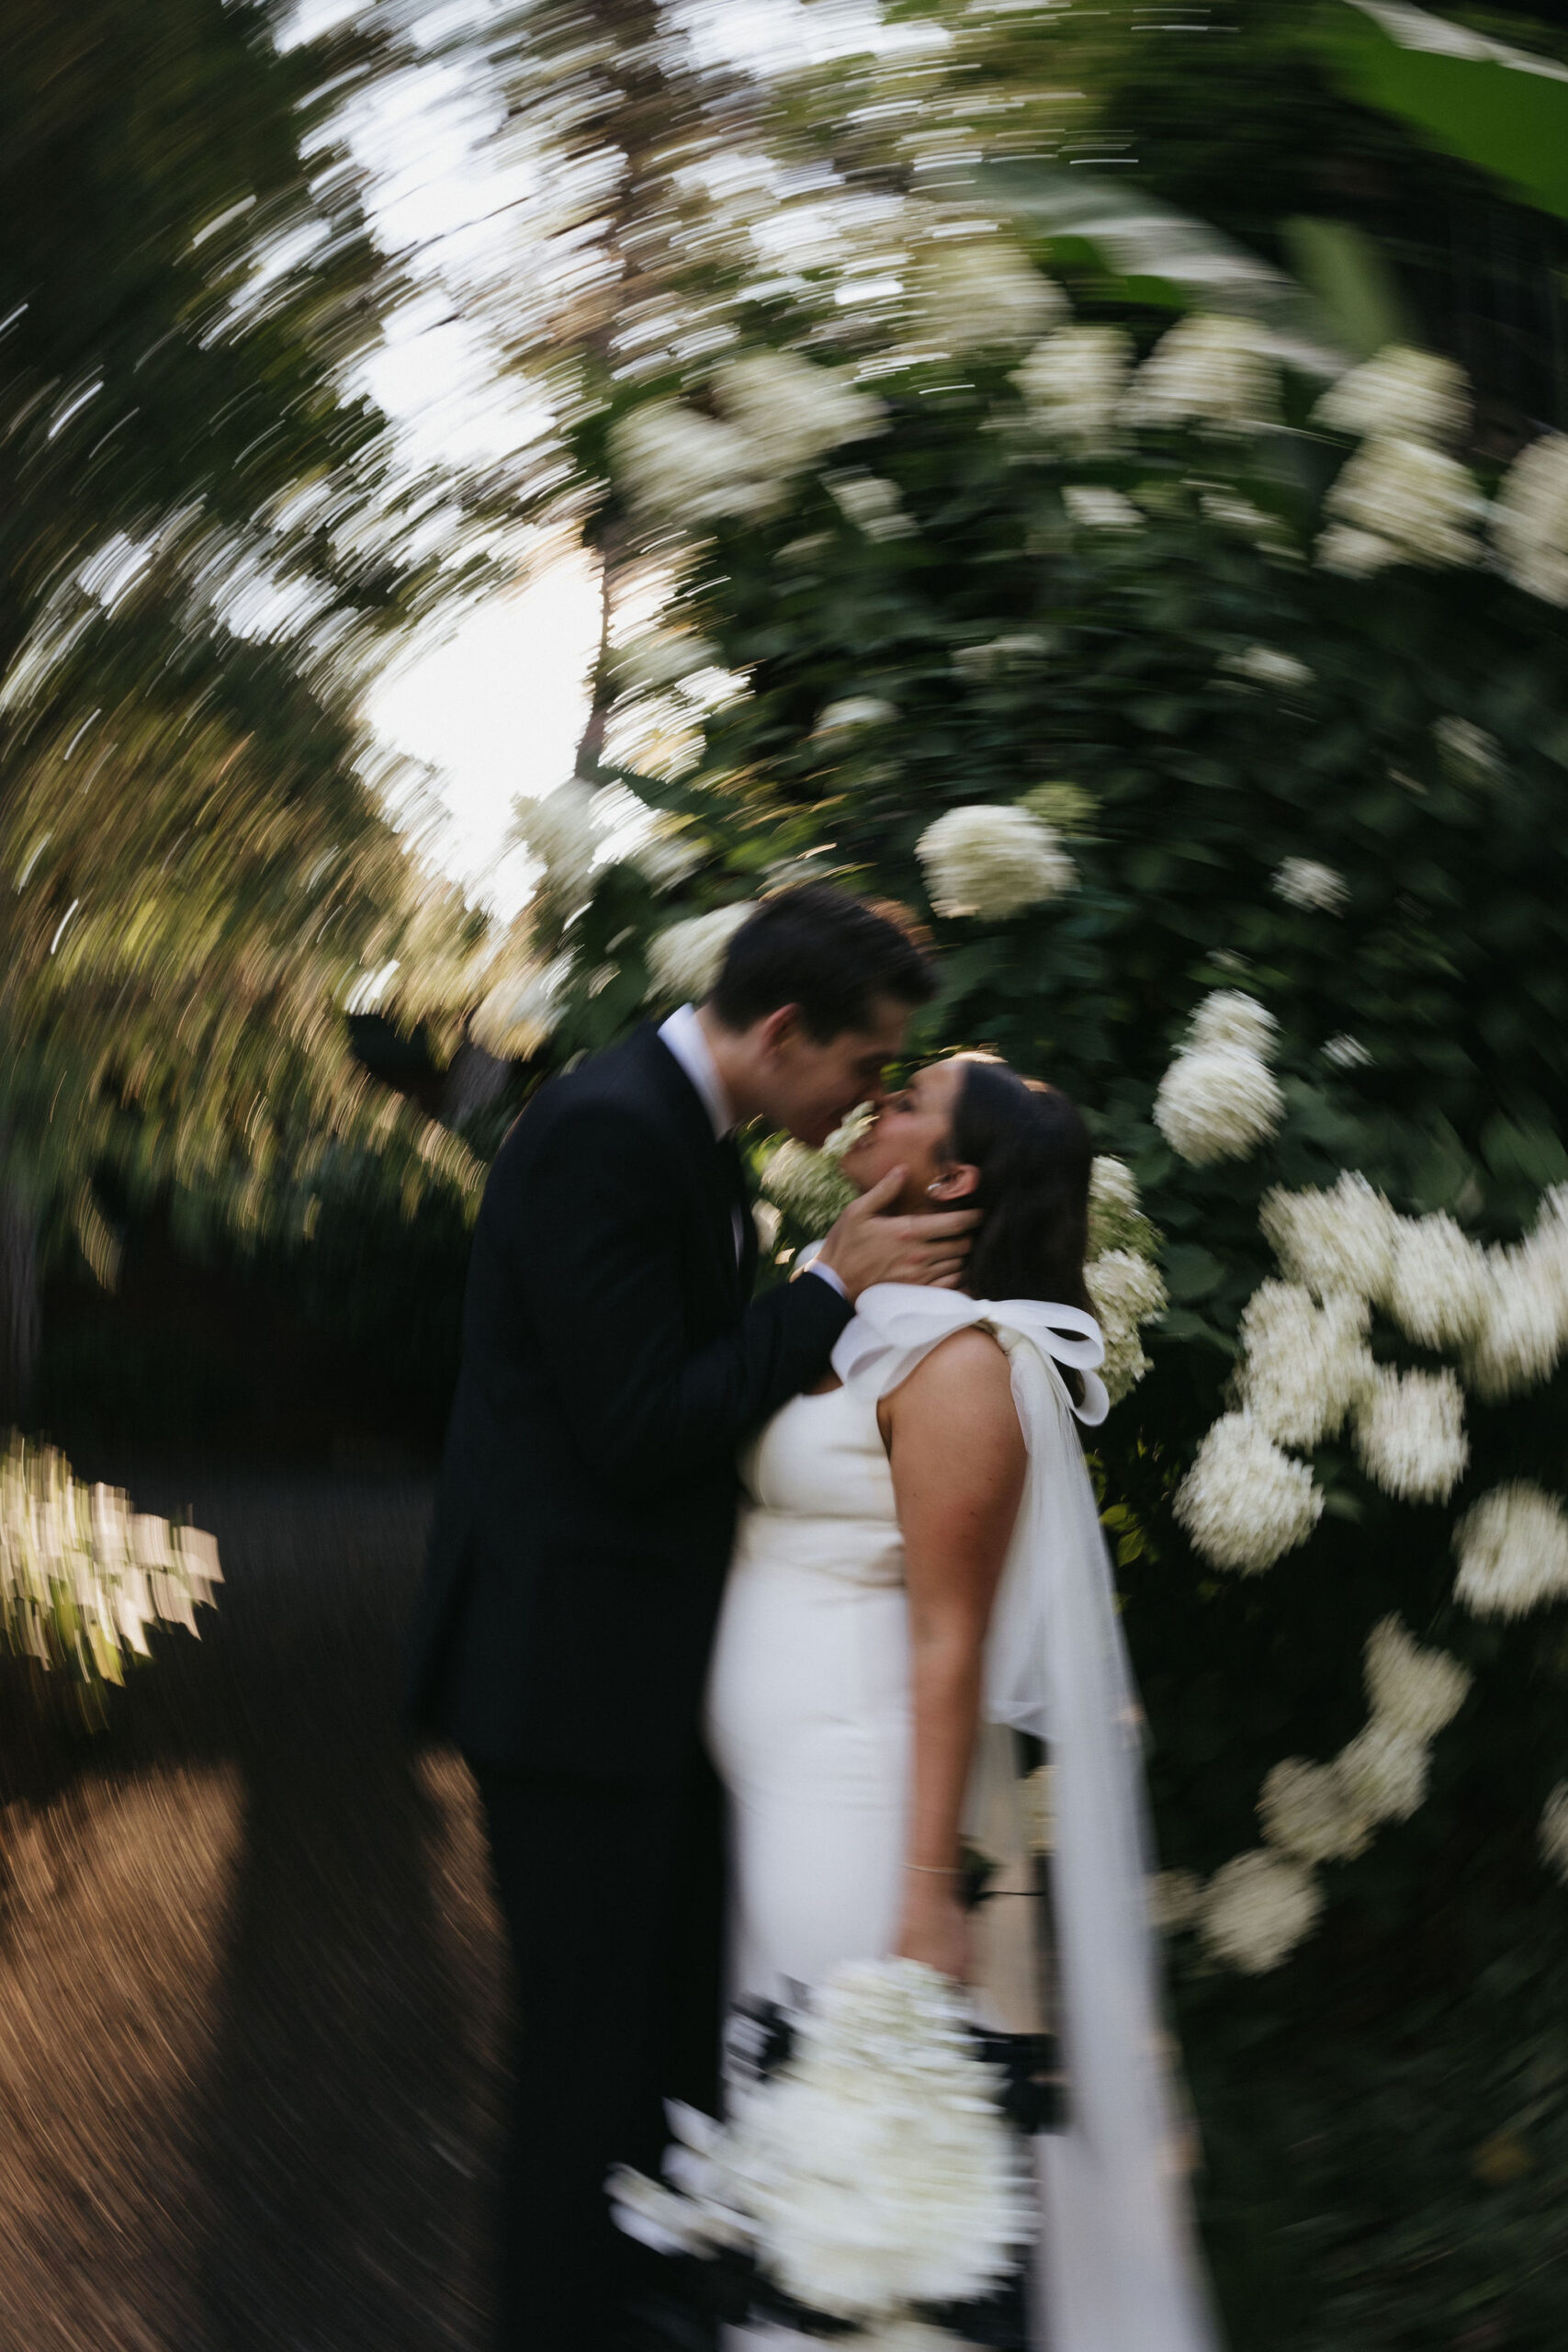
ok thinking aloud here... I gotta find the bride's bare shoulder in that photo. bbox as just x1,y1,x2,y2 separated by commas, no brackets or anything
885,1323,1015,1419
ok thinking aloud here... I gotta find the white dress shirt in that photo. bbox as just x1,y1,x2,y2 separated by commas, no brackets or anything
657,1004,847,1298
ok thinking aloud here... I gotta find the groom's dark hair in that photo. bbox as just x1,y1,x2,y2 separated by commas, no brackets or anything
708,885,936,1040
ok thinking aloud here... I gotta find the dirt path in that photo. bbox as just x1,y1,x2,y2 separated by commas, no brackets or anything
0,1468,506,2352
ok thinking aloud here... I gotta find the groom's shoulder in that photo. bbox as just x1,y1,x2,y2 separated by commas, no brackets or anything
491,1027,672,1172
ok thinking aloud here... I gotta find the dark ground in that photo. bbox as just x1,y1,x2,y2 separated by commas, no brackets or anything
0,1464,507,2352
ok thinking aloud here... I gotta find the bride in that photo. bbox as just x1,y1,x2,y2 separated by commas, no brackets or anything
705,1052,1219,2352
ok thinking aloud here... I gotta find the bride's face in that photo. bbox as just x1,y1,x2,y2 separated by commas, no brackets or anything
838,1057,976,1215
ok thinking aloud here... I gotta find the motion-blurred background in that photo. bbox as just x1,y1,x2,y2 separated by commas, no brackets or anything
4,3,1568,2346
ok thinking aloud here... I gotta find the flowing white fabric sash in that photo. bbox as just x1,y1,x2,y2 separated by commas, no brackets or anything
831,1287,1220,2352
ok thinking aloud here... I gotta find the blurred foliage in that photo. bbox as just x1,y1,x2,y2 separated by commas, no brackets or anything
0,0,492,1415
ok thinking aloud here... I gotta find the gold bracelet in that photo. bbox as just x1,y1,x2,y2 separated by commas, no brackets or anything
905,1860,958,1875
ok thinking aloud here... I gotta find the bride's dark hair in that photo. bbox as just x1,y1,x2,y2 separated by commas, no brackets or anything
945,1056,1093,1312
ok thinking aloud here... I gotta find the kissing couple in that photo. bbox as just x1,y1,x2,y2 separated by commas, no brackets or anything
408,887,1217,2352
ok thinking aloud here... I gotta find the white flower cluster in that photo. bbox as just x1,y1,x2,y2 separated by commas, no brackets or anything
913,240,1063,354
1540,1781,1568,1887
1235,1281,1371,1452
646,902,755,1003
816,694,897,737
1491,430,1568,606
1318,436,1483,576
1453,1482,1568,1620
1193,1615,1472,1972
1196,1850,1322,1974
611,352,884,525
1363,1613,1472,1742
1353,1365,1469,1503
1087,1153,1156,1260
1219,645,1314,692
761,1139,856,1238
1012,324,1131,455
1313,345,1470,448
1,1437,221,1684
825,468,915,543
1261,1170,1398,1301
513,781,602,902
1061,484,1142,533
1087,1249,1167,1408
1272,858,1348,915
1122,313,1279,436
1173,1411,1323,1574
1263,1176,1568,1405
470,953,570,1059
1155,990,1283,1166
610,1960,1032,2326
916,802,1077,922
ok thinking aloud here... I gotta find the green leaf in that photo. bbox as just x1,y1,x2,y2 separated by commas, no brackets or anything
1164,1243,1224,1302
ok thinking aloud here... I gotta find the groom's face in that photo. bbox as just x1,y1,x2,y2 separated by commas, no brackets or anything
760,993,910,1148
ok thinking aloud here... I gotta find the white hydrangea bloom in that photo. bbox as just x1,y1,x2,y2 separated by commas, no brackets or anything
1061,484,1143,532
1337,1722,1430,1824
1352,1365,1469,1504
1491,429,1568,606
1260,1171,1399,1303
916,804,1077,921
1540,1782,1568,1886
1432,714,1502,781
1363,1616,1472,1743
1012,325,1132,454
1463,1248,1568,1401
646,902,755,1003
913,241,1064,353
615,631,721,691
1385,1213,1491,1350
1087,1155,1156,1259
761,1139,856,1237
1086,1249,1167,1406
1320,435,1483,572
1148,1868,1202,1933
1272,858,1348,915
1219,646,1315,691
1189,990,1278,1058
1174,1411,1324,1573
1123,313,1278,435
951,634,1051,679
715,349,885,480
1197,1850,1323,1973
1453,1482,1568,1620
1313,345,1470,447
1258,1757,1374,1865
1314,523,1397,578
1236,1281,1372,1450
611,401,772,523
726,1960,1033,2318
614,1961,1032,2323
513,780,603,901
1,1437,222,1679
1200,489,1291,547
816,695,898,736
825,469,914,542
470,954,570,1058
1155,1044,1283,1166
625,817,705,894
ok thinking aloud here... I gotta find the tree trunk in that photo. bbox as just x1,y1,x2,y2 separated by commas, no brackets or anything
0,1181,40,1427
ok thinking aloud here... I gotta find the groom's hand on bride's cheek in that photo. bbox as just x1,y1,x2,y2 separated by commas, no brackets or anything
816,1169,979,1299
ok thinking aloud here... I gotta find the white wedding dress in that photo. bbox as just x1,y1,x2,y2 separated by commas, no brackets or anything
705,1284,1220,2352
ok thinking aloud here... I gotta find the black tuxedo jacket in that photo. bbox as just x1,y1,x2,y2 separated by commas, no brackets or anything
406,1023,853,1779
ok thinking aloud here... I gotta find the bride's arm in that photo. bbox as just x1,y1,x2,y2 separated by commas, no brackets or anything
884,1329,1027,1981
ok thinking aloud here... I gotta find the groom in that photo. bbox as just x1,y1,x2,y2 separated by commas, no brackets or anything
407,887,971,2352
